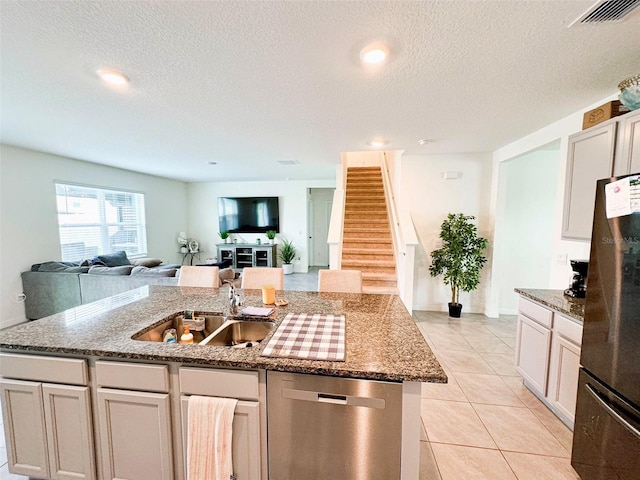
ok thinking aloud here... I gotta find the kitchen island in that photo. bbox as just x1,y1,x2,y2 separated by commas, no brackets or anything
0,285,445,480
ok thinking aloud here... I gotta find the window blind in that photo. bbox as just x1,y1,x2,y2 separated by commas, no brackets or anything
55,183,147,261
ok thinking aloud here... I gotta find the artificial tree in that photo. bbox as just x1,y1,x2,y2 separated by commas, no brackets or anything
429,213,488,317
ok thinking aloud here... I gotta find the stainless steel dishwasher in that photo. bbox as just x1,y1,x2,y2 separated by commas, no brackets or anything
267,371,403,479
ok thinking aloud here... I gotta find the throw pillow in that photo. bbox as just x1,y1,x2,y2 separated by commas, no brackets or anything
88,265,134,275
131,266,177,277
132,257,163,268
91,251,130,267
219,267,235,286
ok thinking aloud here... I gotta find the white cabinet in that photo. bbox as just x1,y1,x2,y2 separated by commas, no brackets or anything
614,108,640,176
515,298,553,396
0,354,95,480
97,388,174,480
95,360,173,480
563,109,640,240
179,367,263,480
562,121,617,240
515,298,583,428
547,314,582,424
180,398,261,480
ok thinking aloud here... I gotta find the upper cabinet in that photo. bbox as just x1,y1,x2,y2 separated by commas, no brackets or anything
613,108,640,177
562,109,640,240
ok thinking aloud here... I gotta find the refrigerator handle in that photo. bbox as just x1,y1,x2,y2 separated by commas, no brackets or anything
586,383,640,440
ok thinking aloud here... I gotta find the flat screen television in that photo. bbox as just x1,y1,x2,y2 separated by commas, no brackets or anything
218,197,280,233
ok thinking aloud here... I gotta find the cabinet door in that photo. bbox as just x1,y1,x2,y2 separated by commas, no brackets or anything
180,397,261,480
97,388,174,480
614,108,640,176
548,336,581,424
563,122,617,239
0,379,49,478
515,314,552,395
43,384,96,480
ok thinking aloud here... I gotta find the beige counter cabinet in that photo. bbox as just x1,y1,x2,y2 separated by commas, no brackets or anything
515,297,583,428
95,361,173,480
0,353,95,480
179,367,263,480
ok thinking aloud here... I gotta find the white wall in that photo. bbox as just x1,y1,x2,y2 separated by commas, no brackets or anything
486,96,619,315
493,147,560,314
187,179,336,272
401,153,493,313
0,145,188,328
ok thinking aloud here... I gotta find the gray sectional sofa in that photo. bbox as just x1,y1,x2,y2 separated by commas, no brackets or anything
21,252,180,320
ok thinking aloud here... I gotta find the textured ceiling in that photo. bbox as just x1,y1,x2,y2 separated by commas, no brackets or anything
1,1,639,183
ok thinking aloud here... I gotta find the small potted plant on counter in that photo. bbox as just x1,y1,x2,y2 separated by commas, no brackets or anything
429,213,488,318
218,231,230,243
266,230,277,244
279,239,297,275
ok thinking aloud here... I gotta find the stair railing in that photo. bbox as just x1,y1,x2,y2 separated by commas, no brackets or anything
381,151,419,310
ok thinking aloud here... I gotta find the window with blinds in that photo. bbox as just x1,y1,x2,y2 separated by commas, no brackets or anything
55,182,148,261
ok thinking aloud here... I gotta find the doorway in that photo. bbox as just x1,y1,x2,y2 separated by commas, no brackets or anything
307,188,334,267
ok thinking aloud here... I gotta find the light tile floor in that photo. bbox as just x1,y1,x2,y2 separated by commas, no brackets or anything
0,272,580,480
415,310,580,480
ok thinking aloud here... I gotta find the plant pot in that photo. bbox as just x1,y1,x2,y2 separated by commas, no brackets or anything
282,264,294,275
448,302,462,318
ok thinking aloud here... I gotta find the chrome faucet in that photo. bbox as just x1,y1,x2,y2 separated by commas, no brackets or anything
225,281,239,316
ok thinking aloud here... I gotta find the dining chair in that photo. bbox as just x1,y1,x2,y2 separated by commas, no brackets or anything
240,267,284,290
178,266,220,287
317,269,363,293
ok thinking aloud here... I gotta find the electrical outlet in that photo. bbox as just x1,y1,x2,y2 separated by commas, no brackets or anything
556,253,568,265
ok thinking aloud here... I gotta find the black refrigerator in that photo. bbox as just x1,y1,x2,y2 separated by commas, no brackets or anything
572,173,640,480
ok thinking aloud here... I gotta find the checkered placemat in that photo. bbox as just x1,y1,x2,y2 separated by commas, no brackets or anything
261,313,345,361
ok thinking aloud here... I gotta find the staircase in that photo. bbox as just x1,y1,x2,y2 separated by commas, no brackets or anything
341,167,397,294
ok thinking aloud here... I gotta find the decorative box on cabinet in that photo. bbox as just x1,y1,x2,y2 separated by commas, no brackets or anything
0,354,95,480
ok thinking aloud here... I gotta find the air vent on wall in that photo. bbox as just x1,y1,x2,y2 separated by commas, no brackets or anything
570,0,640,26
277,160,300,165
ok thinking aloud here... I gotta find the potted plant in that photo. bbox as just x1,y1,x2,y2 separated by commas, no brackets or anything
177,232,189,253
279,239,297,275
429,213,488,318
266,230,277,244
218,231,230,243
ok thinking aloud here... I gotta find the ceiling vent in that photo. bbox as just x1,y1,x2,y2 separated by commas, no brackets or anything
277,160,300,165
570,0,640,26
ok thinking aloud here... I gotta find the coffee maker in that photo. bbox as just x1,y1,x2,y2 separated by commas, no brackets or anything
564,259,589,298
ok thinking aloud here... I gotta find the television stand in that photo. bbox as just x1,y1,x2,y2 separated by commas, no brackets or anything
216,243,277,269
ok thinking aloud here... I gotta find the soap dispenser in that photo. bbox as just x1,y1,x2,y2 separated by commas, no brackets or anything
180,326,193,344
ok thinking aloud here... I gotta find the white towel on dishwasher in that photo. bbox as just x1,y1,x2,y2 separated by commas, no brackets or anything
187,395,238,480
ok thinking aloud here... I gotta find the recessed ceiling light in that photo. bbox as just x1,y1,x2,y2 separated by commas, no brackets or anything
360,43,389,65
368,138,387,148
418,139,432,145
96,69,129,86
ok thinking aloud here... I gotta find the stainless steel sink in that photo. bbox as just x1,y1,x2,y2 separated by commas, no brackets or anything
202,319,275,347
132,311,226,343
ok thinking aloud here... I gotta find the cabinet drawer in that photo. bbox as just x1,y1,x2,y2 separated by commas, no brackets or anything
518,298,553,328
555,314,583,346
0,353,87,385
96,361,169,393
179,367,259,401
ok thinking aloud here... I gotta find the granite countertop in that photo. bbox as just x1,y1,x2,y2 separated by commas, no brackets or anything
0,285,446,383
514,288,585,322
